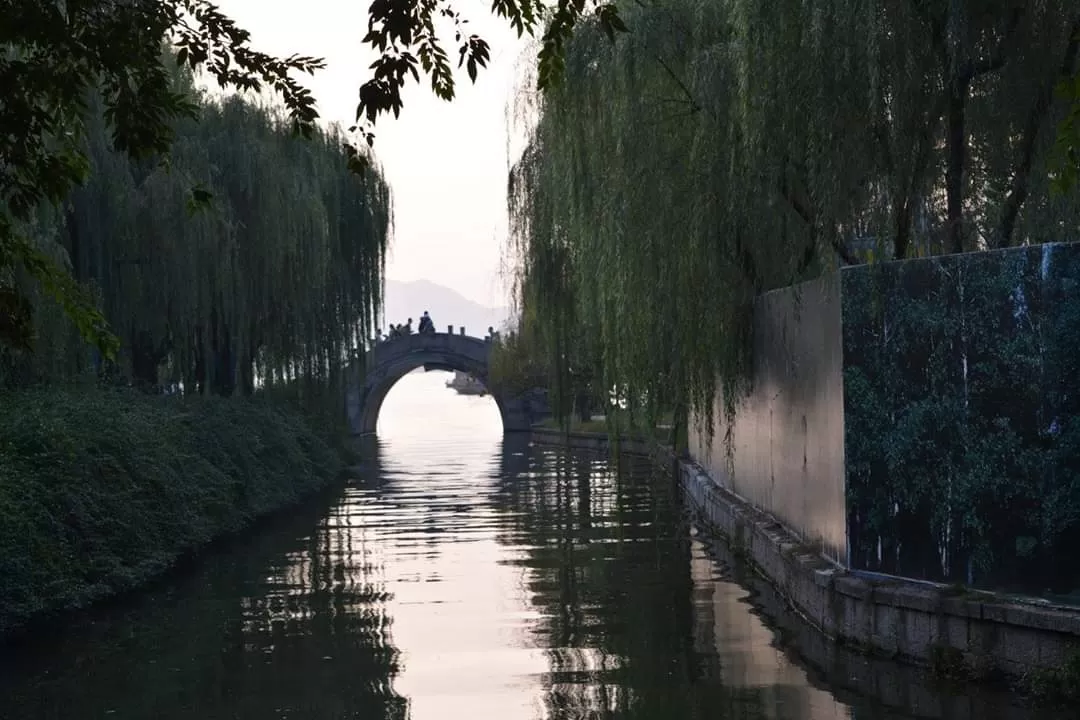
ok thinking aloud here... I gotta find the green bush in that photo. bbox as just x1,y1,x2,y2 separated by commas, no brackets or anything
0,386,344,636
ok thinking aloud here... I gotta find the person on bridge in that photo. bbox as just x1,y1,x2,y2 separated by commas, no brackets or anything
419,311,435,334
404,318,413,334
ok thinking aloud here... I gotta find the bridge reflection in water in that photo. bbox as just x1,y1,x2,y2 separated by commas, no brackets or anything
0,370,1037,720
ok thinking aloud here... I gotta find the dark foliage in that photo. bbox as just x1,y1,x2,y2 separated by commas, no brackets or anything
1,0,628,356
843,243,1080,596
0,385,344,636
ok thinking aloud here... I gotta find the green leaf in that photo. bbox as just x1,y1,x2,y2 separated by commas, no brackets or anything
185,184,214,215
595,4,628,43
8,235,119,361
1050,71,1080,195
347,153,370,176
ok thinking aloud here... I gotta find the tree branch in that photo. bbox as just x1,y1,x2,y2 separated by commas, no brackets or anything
964,6,1026,82
778,156,857,268
997,16,1080,248
831,236,859,266
654,54,701,114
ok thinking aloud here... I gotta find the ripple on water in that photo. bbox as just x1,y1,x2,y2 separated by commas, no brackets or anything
0,371,1035,720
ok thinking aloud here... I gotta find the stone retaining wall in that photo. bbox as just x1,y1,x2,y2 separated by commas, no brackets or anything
698,529,1039,720
678,457,1080,681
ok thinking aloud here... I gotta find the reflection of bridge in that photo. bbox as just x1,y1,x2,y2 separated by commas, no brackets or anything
345,331,548,435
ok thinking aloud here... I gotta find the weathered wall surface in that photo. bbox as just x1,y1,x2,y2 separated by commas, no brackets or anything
689,272,847,564
689,241,1080,598
842,242,1080,596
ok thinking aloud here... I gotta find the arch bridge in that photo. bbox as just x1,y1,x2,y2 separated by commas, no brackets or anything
345,331,547,435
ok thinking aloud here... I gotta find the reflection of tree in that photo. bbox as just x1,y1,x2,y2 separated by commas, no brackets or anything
0,485,408,720
490,443,777,719
492,441,912,719
228,500,408,720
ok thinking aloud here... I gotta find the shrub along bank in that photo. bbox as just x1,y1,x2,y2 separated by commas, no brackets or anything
0,385,346,637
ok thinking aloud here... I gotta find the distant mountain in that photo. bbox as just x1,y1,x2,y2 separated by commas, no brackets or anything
382,279,511,337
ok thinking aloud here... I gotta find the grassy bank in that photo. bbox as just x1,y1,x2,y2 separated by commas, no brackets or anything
0,385,346,637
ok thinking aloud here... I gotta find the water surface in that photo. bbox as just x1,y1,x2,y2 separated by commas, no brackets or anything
0,370,1046,719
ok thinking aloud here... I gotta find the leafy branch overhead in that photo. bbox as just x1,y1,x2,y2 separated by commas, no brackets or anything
1052,68,1080,193
351,0,628,154
1,0,325,357
1,0,626,356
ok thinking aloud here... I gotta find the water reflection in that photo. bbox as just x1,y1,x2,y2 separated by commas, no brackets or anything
0,370,1051,720
0,485,408,719
489,438,853,720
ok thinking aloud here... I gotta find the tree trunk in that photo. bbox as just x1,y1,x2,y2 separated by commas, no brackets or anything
939,6,1023,255
892,103,941,259
672,400,689,458
65,208,84,280
187,327,206,394
239,347,256,396
997,17,1080,248
893,197,913,260
210,329,237,397
945,74,971,255
193,352,206,395
575,388,592,423
129,331,162,389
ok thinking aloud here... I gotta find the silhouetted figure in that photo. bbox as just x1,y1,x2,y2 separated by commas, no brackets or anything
419,310,435,334
404,318,413,334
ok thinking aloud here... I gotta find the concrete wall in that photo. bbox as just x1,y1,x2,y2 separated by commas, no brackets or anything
689,272,847,564
687,242,1080,596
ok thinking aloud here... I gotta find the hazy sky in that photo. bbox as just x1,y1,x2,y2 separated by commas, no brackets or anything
211,1,532,308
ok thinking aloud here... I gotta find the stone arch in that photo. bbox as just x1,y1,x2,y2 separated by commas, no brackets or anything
344,332,542,435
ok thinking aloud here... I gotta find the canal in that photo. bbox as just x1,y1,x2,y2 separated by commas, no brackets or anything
0,370,1049,719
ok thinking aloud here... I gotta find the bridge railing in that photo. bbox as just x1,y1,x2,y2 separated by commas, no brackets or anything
369,326,499,347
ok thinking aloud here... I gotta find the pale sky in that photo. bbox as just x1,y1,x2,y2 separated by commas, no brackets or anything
211,1,533,308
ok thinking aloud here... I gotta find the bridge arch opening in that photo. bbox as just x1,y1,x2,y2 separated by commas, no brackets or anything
374,368,503,439
345,332,542,436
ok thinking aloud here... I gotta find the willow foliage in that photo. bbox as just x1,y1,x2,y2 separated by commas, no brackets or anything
509,0,1080,437
2,67,392,420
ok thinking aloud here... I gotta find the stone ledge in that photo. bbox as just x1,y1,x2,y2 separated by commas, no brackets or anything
697,526,1041,720
675,457,1080,678
529,426,660,456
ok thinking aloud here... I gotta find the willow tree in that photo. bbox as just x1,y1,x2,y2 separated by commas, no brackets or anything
510,2,764,436
2,0,635,355
507,0,1080,439
722,0,1080,258
2,65,392,421
1058,70,1080,191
